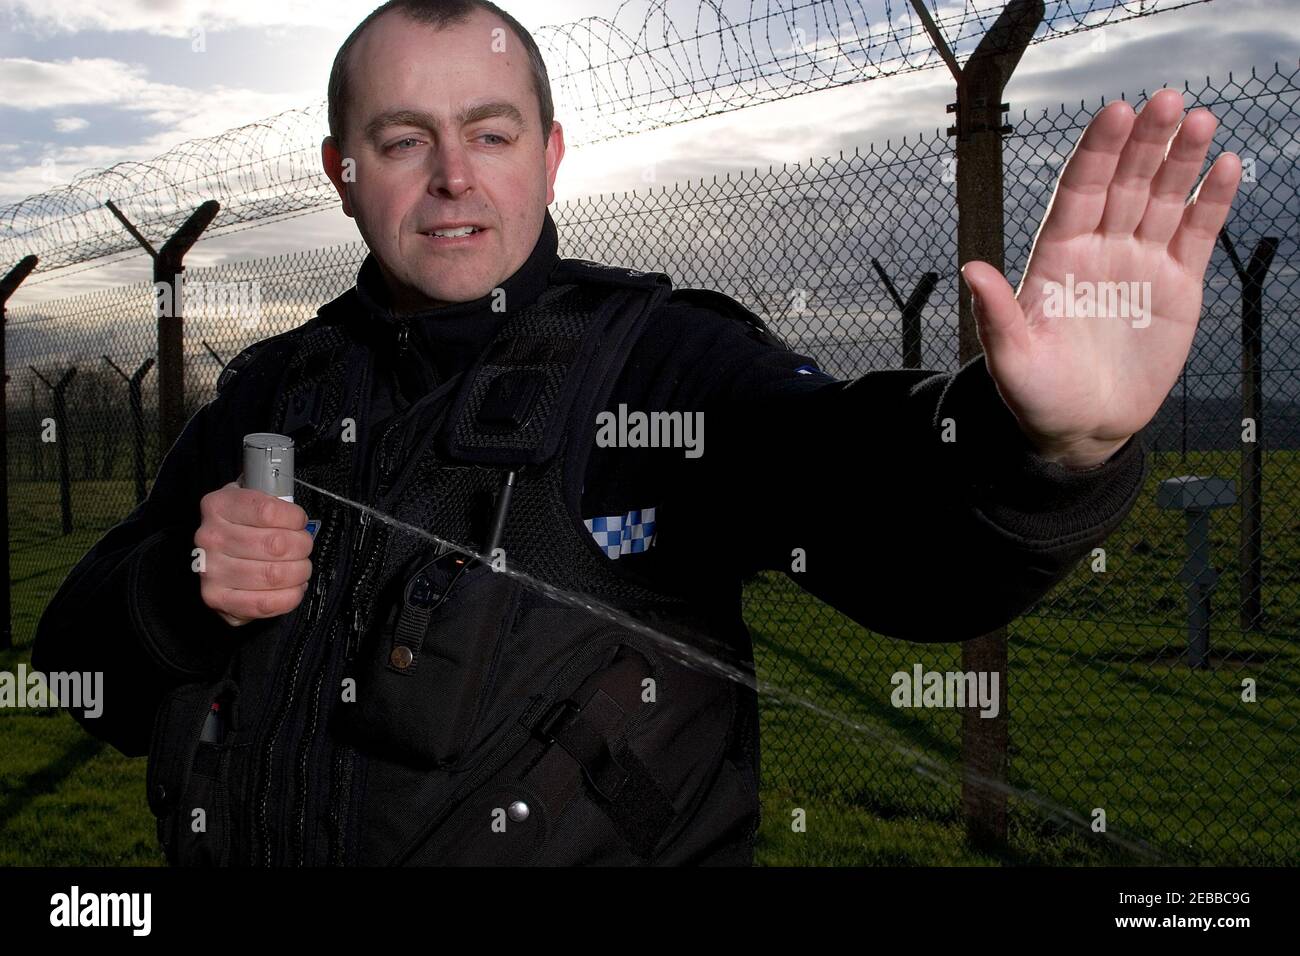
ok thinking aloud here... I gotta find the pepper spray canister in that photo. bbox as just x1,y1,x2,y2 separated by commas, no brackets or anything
240,432,319,537
242,432,296,501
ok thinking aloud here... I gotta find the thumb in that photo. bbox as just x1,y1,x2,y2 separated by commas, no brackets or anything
961,260,1028,364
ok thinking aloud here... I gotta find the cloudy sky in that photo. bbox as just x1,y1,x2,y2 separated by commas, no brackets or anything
1,0,1296,303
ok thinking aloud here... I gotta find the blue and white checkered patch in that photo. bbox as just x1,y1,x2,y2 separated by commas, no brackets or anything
584,507,656,559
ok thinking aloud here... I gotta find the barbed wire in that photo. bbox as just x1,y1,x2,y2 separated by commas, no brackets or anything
0,0,1211,274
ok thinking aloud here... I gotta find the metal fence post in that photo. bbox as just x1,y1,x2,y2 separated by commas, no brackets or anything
30,365,77,535
870,258,938,368
0,255,38,649
1218,229,1279,632
912,0,1043,850
103,356,155,506
104,199,220,456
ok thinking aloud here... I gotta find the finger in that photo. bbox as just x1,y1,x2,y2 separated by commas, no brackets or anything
202,551,313,591
1170,151,1243,277
1135,107,1220,245
1036,100,1134,244
206,484,308,530
962,261,1030,366
196,521,314,562
205,582,309,623
1099,89,1186,236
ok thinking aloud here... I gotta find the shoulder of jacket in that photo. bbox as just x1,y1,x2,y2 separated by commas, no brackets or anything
216,285,364,397
553,259,790,351
552,257,671,292
664,287,792,352
215,317,328,397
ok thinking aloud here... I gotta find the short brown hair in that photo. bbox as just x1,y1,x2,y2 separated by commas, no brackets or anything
327,0,555,147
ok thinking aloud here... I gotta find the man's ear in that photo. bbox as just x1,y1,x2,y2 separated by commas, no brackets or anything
321,136,355,219
544,121,565,206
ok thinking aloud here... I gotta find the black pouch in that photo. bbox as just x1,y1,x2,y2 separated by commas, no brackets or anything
146,678,239,867
340,548,522,770
398,632,682,866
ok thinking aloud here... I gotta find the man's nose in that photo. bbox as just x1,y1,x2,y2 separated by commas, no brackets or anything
426,138,475,198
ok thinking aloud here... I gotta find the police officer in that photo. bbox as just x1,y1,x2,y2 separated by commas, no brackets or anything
31,0,1240,866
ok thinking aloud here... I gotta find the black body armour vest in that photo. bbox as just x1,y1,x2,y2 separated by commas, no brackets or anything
146,259,763,866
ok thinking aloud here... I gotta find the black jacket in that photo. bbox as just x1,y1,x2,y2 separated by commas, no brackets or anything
31,207,1148,863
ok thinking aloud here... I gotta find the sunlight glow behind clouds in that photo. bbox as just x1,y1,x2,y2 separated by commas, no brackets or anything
2,0,391,37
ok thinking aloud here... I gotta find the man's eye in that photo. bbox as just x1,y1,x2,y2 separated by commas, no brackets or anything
479,133,507,146
390,137,421,151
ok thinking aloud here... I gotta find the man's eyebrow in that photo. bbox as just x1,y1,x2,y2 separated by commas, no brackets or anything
364,102,527,141
458,101,526,128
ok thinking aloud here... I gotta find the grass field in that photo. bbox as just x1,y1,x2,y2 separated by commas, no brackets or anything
1,449,1296,866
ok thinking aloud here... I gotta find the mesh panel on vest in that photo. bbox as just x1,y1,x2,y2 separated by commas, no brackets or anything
450,283,600,455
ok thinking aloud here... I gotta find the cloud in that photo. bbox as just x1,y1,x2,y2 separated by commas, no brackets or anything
0,55,314,119
0,57,158,110
0,54,323,203
0,0,371,38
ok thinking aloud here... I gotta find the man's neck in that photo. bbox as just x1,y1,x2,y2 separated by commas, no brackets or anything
386,280,458,316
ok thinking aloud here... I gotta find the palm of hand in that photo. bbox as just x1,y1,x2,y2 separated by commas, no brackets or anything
963,89,1242,468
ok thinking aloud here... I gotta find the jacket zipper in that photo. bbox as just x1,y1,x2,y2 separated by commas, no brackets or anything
253,354,370,866
299,394,404,863
291,614,341,865
344,415,404,660
292,511,377,865
253,512,344,866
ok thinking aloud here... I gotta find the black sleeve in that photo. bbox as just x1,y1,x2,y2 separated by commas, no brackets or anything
651,304,1149,642
29,340,290,757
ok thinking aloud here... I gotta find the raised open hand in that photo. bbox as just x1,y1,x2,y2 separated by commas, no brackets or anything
961,88,1243,469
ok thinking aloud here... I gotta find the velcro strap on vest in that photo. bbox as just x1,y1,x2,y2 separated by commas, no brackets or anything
440,261,672,467
548,690,630,800
526,645,678,859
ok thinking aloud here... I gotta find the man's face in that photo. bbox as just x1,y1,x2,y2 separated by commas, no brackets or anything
323,8,564,312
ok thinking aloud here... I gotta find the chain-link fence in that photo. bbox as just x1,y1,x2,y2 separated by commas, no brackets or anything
6,61,1297,865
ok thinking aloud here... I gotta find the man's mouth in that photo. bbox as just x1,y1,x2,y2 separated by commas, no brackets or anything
420,225,486,240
